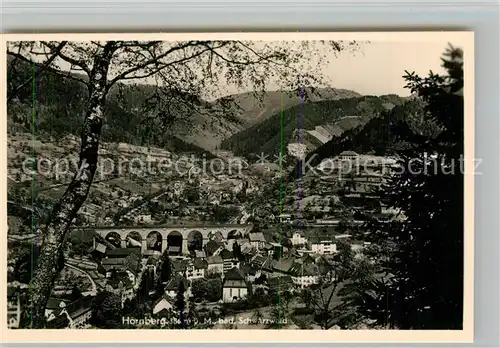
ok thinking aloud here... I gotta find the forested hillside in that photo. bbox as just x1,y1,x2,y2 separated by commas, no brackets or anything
7,56,239,154
221,94,407,158
291,97,429,175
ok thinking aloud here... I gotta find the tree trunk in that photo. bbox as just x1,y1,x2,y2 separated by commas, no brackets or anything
28,43,116,328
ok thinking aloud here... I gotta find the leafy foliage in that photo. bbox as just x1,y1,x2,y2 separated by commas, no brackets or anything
175,278,187,328
190,278,223,303
355,44,465,329
90,291,123,329
13,244,65,284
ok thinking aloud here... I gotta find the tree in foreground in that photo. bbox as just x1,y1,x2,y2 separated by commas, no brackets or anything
175,279,187,328
7,39,358,328
362,44,464,329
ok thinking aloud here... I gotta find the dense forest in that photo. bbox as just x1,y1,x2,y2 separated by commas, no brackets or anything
221,94,407,158
8,57,223,157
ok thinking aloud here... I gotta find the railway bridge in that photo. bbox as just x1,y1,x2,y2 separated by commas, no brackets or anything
91,223,253,255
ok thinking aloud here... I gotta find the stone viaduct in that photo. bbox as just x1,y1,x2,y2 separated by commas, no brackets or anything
92,223,253,255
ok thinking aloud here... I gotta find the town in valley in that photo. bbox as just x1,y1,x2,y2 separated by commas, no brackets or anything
6,38,465,330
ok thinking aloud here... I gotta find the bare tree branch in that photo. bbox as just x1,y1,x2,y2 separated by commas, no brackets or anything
40,41,91,76
107,41,206,87
7,42,68,101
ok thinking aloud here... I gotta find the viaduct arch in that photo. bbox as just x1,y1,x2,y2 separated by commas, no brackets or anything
93,223,253,255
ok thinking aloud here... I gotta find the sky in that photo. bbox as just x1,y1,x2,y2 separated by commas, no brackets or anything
317,40,451,96
236,40,453,97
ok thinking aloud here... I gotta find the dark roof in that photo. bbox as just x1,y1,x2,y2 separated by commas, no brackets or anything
250,253,267,266
101,254,140,274
204,240,223,255
171,259,188,273
302,254,316,264
263,234,275,243
223,268,247,288
261,257,275,271
192,258,208,270
65,296,94,319
316,257,335,275
272,257,295,273
46,297,67,310
239,262,258,276
46,314,70,329
219,249,234,260
290,263,319,277
223,267,245,281
105,248,141,258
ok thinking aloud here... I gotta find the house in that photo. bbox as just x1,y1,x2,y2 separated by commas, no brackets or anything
45,313,71,329
61,296,94,329
278,213,292,222
240,241,254,255
90,237,107,257
239,263,262,283
186,258,208,280
248,232,266,250
204,240,224,256
206,255,224,275
290,263,320,288
134,214,152,224
46,296,94,329
339,150,358,161
106,273,135,306
170,259,189,277
164,275,190,298
267,275,295,294
146,254,161,275
7,286,21,329
45,297,68,318
249,251,275,272
222,267,248,303
291,232,308,246
101,253,140,285
152,295,175,316
272,257,295,275
310,237,337,255
220,249,240,272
